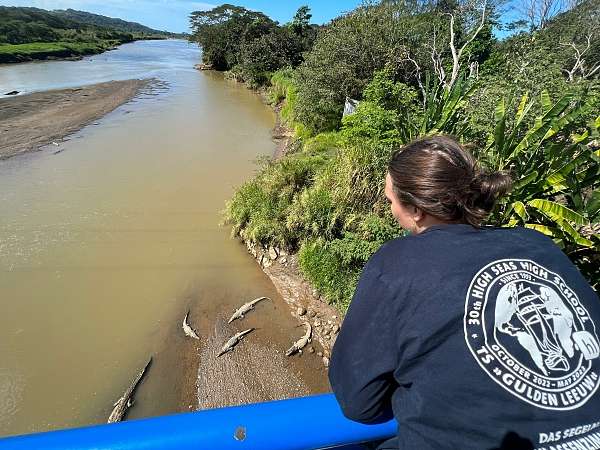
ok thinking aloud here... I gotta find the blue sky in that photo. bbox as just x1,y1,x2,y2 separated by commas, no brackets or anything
0,1,364,33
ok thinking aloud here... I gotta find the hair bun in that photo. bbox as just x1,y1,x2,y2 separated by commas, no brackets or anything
470,170,512,212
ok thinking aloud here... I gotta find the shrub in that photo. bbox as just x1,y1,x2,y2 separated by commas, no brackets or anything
293,2,419,132
340,102,402,146
299,213,402,308
298,238,361,309
481,91,600,287
224,151,328,250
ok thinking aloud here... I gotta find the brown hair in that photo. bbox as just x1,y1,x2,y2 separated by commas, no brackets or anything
387,135,512,227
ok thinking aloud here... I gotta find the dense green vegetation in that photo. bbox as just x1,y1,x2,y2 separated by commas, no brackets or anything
189,4,317,87
190,1,600,308
0,6,175,63
52,9,177,36
0,41,109,62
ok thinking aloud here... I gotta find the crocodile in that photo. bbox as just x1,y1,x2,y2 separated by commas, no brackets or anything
182,310,200,340
108,357,152,423
217,328,255,357
227,297,270,324
285,323,312,356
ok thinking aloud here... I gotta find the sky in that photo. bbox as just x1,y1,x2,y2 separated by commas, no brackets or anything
0,0,364,33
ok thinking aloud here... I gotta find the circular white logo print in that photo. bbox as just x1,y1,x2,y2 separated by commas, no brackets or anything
464,259,600,410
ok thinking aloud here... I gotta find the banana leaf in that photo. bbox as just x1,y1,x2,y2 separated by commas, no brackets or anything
528,198,588,225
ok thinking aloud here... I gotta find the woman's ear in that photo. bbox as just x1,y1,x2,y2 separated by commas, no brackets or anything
410,205,425,222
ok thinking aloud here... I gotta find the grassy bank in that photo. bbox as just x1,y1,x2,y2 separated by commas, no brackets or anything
226,70,599,312
0,41,113,63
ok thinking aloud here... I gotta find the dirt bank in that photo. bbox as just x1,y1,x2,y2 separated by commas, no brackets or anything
0,79,150,160
244,243,343,362
231,92,344,369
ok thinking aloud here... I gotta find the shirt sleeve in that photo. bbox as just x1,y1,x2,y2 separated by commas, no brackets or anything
328,257,400,424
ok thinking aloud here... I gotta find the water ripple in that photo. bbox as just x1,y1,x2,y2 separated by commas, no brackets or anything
0,368,24,427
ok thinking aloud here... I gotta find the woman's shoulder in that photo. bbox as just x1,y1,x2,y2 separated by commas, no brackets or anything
480,225,556,244
368,225,557,269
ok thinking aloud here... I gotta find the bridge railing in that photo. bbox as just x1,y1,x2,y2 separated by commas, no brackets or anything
0,393,396,450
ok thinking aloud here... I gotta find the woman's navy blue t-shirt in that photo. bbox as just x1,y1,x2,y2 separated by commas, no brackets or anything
329,224,600,450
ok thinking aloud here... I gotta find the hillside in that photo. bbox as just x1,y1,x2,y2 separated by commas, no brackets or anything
53,9,176,37
0,6,176,63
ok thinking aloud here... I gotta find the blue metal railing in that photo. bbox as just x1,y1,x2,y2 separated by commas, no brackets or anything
0,394,396,450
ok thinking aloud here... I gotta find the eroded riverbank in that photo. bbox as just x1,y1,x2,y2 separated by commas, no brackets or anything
0,79,150,160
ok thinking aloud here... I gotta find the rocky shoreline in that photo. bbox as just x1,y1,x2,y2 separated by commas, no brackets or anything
242,241,343,365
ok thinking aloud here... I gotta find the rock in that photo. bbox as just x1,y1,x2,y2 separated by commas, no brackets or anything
259,254,273,268
194,63,214,70
5,91,19,96
280,257,287,264
308,310,317,318
268,246,278,260
317,351,323,357
332,315,338,320
322,357,330,368
297,307,306,316
327,320,332,325
314,319,321,327
312,288,319,297
332,324,340,334
308,347,315,354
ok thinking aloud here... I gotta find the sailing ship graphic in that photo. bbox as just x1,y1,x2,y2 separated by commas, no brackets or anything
495,282,599,376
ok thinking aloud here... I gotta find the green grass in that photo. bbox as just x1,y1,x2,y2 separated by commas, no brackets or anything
0,41,108,63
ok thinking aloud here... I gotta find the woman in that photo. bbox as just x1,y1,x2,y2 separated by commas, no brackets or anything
329,135,600,450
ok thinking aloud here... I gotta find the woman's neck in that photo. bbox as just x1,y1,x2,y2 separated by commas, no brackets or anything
414,216,462,234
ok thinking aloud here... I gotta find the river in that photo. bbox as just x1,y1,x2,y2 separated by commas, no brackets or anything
0,40,318,437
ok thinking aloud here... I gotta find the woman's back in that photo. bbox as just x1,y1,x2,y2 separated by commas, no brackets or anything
330,224,600,450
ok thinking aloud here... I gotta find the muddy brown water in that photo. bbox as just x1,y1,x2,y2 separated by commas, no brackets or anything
0,40,329,438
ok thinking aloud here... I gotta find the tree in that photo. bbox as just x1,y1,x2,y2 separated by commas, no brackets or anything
561,35,600,81
290,5,312,34
237,27,305,86
517,0,566,29
294,0,430,132
189,4,276,70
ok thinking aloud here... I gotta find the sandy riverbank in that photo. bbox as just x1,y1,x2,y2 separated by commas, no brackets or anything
0,79,150,160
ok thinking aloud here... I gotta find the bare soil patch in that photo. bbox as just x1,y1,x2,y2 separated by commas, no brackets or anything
0,79,150,160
